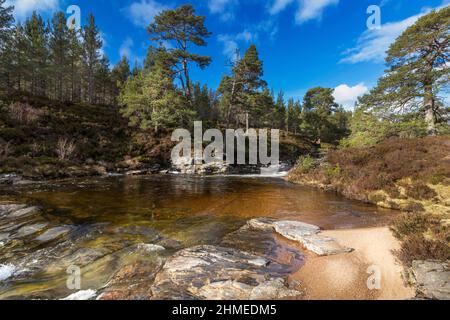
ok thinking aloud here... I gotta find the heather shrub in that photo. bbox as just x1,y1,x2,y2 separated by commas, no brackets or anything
396,235,450,267
404,182,437,200
391,213,449,266
321,136,450,194
391,213,436,239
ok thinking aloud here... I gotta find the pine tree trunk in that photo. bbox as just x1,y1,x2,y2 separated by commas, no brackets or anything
182,58,191,100
424,84,437,136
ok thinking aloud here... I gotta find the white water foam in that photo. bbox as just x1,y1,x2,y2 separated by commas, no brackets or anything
61,289,97,300
0,264,16,281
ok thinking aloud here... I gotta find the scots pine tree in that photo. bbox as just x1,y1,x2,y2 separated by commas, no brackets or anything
148,5,211,101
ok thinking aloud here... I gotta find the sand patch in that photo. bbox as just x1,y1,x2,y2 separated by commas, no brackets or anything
292,227,414,300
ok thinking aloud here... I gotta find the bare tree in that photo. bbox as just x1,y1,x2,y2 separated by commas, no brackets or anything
56,138,76,160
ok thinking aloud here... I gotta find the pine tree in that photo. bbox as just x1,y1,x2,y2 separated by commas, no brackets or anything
67,26,82,102
192,82,211,121
95,55,112,105
111,56,131,103
148,5,211,101
143,46,157,72
0,0,14,93
24,12,49,96
219,44,269,128
82,13,102,104
275,90,286,129
300,87,346,142
111,56,131,87
360,7,449,136
119,48,195,132
49,12,70,101
286,98,295,133
0,0,13,47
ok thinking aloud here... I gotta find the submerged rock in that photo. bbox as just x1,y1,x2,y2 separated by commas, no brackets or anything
113,226,161,242
150,245,303,300
15,223,49,238
98,260,164,300
410,260,450,300
0,232,9,241
0,204,27,216
7,206,40,219
247,218,353,256
35,226,73,242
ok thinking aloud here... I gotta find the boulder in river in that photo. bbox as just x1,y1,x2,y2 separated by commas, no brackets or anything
248,218,353,256
150,245,303,300
410,260,450,300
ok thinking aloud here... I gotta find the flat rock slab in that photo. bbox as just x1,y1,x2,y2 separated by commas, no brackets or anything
150,245,302,300
0,204,27,216
16,223,49,238
220,225,305,274
248,218,353,256
35,226,73,242
411,260,450,300
0,204,40,220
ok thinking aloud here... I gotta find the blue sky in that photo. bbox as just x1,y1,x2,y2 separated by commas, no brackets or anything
5,0,449,109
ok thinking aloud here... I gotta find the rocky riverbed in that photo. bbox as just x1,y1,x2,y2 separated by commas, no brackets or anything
0,201,356,300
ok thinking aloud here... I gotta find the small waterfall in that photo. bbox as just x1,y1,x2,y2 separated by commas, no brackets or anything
260,163,290,177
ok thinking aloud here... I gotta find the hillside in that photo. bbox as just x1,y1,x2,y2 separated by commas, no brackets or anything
0,96,315,180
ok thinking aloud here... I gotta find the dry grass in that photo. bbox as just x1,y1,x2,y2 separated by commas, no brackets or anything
7,102,44,125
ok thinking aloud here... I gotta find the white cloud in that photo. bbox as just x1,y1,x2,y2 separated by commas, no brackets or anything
341,15,420,64
341,4,447,64
119,37,143,65
236,30,255,42
5,0,59,19
217,34,239,61
269,0,339,24
296,0,339,24
119,37,133,59
208,0,237,21
269,0,294,15
218,19,279,60
208,0,231,13
333,83,368,110
124,0,169,28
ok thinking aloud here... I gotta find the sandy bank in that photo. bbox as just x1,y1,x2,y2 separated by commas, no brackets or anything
291,227,415,300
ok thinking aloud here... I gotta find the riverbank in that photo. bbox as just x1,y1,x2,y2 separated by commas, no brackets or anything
287,136,450,216
287,136,450,295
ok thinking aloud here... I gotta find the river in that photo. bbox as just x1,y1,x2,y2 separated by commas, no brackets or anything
0,175,398,299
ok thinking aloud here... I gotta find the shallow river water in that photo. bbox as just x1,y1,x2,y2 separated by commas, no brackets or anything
0,175,398,299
